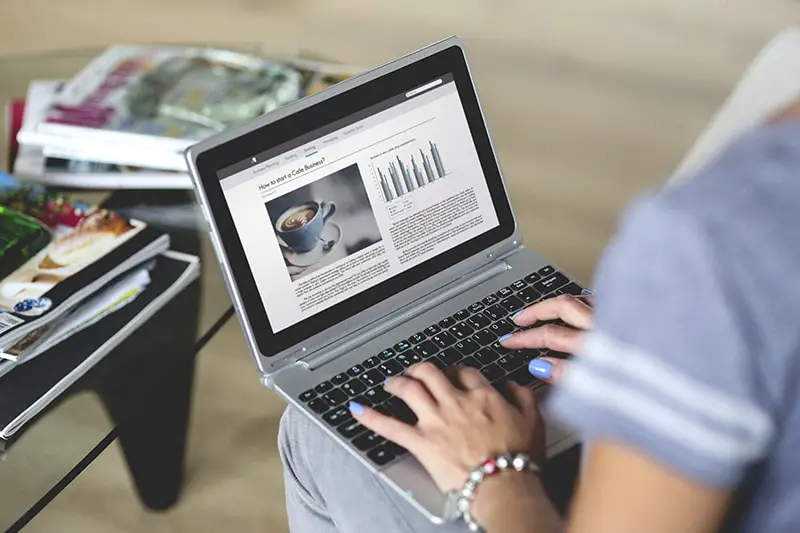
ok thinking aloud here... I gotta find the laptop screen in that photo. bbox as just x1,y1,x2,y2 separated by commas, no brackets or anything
219,73,500,333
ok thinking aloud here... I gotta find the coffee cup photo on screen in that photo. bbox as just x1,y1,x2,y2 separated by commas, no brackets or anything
265,163,383,281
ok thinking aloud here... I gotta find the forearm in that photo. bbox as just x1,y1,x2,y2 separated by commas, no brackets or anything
472,472,563,533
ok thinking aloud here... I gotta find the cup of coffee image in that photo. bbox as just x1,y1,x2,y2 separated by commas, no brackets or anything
275,201,336,253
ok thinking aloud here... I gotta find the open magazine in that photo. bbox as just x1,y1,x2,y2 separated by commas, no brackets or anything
13,81,190,189
0,172,169,351
18,45,362,171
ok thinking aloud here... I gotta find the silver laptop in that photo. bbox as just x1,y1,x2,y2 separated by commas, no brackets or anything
186,36,580,523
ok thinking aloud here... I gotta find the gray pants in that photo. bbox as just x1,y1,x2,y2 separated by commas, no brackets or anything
278,406,468,533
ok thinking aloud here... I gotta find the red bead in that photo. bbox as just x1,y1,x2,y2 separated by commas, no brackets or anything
482,459,497,475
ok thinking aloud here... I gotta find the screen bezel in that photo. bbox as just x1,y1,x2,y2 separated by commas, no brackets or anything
194,44,515,358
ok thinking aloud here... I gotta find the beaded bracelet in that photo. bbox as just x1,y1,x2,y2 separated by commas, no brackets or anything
442,453,540,532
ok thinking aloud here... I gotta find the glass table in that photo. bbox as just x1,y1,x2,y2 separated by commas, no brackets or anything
0,47,249,531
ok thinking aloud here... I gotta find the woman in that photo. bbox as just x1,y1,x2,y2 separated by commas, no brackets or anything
278,102,800,533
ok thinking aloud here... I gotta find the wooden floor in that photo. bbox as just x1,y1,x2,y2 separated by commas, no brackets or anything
1,0,798,531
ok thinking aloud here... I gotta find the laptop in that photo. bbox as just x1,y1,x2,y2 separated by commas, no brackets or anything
186,36,582,523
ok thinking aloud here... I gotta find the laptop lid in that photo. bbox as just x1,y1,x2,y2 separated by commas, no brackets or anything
187,37,520,376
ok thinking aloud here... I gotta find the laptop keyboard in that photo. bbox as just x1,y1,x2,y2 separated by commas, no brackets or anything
297,265,582,467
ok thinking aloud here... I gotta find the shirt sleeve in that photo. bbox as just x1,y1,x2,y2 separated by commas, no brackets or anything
546,192,775,489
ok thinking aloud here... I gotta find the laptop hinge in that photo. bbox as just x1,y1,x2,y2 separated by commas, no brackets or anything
300,256,513,371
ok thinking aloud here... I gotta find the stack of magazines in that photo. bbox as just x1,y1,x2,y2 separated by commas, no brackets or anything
8,45,360,189
0,172,174,379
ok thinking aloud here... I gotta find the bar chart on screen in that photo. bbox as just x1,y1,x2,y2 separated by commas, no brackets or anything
371,138,447,203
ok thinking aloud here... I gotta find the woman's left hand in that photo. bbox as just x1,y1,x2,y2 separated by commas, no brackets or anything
349,362,545,493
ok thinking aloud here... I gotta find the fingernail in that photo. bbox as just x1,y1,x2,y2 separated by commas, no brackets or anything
498,333,513,342
581,288,594,296
383,377,392,386
528,358,552,379
510,309,525,322
348,401,365,415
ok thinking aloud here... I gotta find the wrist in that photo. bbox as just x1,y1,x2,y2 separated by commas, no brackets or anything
470,470,547,527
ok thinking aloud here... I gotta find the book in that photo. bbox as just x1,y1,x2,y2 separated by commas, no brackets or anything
20,46,360,171
0,251,200,444
670,28,800,184
5,98,24,172
0,172,170,351
13,81,191,189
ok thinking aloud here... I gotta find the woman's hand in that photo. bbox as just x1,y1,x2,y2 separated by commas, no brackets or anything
501,293,594,382
350,363,545,494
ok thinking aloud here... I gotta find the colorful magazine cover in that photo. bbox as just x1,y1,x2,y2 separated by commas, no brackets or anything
0,171,169,346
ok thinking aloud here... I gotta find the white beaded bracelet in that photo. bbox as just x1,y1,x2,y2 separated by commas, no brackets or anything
442,453,540,532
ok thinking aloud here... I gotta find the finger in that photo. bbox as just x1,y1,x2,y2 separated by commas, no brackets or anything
501,323,583,353
449,365,489,390
383,374,438,417
404,362,458,404
349,402,420,450
510,294,593,329
504,381,538,418
527,357,568,384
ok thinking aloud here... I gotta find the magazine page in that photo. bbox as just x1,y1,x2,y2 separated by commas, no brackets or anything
0,267,152,362
0,172,168,345
220,74,500,333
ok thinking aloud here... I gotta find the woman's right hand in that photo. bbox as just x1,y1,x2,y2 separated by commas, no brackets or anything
500,293,594,382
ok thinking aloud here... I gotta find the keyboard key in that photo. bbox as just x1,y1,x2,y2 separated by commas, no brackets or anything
396,353,415,368
511,279,527,291
424,324,441,336
414,340,439,358
482,294,499,305
375,405,391,417
460,356,481,369
473,329,496,346
496,286,514,298
365,386,390,404
483,305,505,321
409,332,426,344
475,347,499,366
322,388,348,406
449,322,474,339
533,273,569,294
338,419,368,438
342,380,367,396
454,338,480,356
500,295,525,314
367,445,395,466
467,314,491,330
331,373,349,386
384,441,409,457
299,389,317,402
438,317,456,328
481,362,504,381
347,364,365,377
538,265,555,276
516,349,540,363
431,331,457,349
453,309,471,321
351,395,373,407
439,347,462,365
498,353,524,373
491,341,511,355
323,406,352,426
429,356,446,370
308,398,329,414
379,348,396,360
363,356,381,369
362,369,385,387
468,302,485,313
315,381,333,394
385,397,418,425
524,272,542,284
353,431,385,451
509,366,536,386
517,287,541,304
489,320,514,336
562,282,584,296
394,340,412,352
379,360,404,376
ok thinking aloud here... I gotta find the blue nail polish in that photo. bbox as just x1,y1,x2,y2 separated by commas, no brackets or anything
498,333,513,342
510,309,524,322
383,377,392,385
348,401,365,415
581,288,594,296
528,359,552,379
